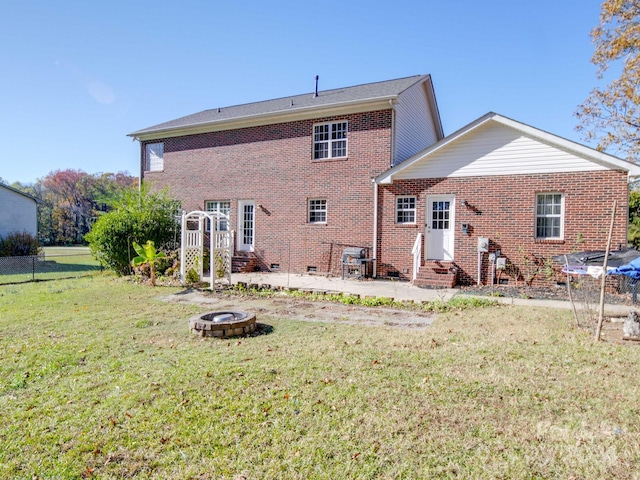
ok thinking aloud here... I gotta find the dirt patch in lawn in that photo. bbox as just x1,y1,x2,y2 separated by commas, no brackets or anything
163,289,436,329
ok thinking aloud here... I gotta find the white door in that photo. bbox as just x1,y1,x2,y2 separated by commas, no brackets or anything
426,196,455,261
237,200,255,252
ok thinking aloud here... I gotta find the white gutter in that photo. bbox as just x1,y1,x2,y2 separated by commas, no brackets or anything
389,98,397,166
129,95,400,141
372,180,378,278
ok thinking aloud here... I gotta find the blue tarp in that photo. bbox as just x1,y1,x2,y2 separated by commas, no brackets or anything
609,256,640,280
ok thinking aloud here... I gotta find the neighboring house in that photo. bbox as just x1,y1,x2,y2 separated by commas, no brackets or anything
129,75,443,275
129,77,640,286
375,112,640,286
0,183,38,239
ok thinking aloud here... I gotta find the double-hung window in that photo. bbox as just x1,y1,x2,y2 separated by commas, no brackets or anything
313,121,348,159
308,199,327,224
145,142,164,172
205,200,231,232
396,196,416,224
536,193,564,239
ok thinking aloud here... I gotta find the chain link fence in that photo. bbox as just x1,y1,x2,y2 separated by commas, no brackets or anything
0,249,102,285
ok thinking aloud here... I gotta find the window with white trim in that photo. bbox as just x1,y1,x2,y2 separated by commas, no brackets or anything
145,142,164,172
396,196,416,224
313,121,347,159
536,193,564,239
308,199,327,223
205,200,230,232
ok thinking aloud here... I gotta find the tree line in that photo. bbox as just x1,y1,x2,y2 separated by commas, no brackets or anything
2,169,138,245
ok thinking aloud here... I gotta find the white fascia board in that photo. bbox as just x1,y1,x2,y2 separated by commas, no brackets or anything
130,97,397,142
491,114,640,180
422,76,444,140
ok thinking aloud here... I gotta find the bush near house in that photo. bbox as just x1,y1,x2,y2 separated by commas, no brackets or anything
85,185,179,275
0,231,40,257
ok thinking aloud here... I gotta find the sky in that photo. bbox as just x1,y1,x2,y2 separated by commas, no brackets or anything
0,0,609,185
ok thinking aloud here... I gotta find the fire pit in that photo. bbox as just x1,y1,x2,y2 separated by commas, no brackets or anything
189,311,257,338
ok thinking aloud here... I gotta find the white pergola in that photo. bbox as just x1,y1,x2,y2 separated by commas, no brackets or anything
180,210,233,290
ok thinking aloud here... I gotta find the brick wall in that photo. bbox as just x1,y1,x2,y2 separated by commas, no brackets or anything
378,171,629,285
142,110,393,275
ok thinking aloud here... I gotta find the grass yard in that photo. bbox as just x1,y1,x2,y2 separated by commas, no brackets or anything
0,247,101,285
1,275,640,479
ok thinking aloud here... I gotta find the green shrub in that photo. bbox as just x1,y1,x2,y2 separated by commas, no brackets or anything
85,185,179,275
0,231,40,257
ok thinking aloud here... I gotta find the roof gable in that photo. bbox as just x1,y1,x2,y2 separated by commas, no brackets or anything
377,113,640,184
0,183,37,202
129,75,441,140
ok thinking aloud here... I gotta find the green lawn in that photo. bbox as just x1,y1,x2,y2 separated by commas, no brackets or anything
0,275,639,479
0,246,101,284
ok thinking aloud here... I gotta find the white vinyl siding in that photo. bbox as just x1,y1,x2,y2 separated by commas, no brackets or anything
145,143,164,172
0,186,37,238
392,122,609,180
393,81,440,166
536,193,564,239
396,196,416,224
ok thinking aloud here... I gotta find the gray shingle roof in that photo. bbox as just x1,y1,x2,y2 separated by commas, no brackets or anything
129,75,430,137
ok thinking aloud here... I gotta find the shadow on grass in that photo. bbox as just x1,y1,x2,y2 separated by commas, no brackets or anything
35,261,102,274
253,323,274,336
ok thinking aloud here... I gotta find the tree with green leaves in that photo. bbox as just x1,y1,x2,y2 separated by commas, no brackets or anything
575,0,640,162
85,183,180,275
131,240,167,286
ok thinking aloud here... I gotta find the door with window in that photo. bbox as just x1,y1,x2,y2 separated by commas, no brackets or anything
237,200,255,252
426,195,455,261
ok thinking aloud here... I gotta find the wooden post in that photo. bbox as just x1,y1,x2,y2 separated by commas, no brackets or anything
595,200,617,341
564,255,580,327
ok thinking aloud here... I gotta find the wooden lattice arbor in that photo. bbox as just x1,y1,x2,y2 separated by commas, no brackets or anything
180,210,233,290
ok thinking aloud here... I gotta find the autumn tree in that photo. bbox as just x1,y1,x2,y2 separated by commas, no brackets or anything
40,169,137,244
576,0,640,161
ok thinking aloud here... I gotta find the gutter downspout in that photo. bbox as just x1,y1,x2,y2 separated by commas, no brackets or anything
135,137,143,192
372,179,378,278
389,99,397,167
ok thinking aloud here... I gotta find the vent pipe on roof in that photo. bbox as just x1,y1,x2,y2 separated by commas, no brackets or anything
314,75,319,97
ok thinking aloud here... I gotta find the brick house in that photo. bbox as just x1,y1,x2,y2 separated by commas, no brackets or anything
129,75,443,276
129,77,640,286
375,112,640,286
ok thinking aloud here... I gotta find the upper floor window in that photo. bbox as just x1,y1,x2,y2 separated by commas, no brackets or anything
313,121,348,159
145,143,164,172
396,196,416,224
536,193,564,239
308,199,327,223
205,200,231,232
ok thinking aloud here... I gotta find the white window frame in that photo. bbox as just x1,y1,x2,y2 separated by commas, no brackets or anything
313,121,348,160
205,200,231,232
396,196,416,224
535,193,564,239
308,199,327,224
145,142,164,172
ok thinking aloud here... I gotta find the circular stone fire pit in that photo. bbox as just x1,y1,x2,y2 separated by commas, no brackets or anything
189,311,257,338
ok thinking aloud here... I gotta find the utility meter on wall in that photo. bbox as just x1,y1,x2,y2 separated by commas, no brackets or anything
477,237,489,253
